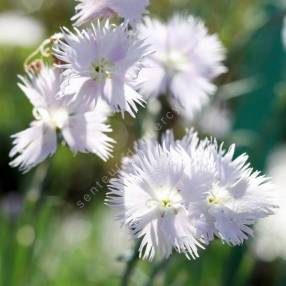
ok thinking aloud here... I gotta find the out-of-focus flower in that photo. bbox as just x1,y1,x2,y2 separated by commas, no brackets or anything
100,209,132,262
54,22,150,117
72,0,150,26
137,15,227,120
16,225,35,247
61,214,92,247
0,12,45,47
10,66,114,173
107,129,277,260
1,193,23,219
107,137,210,261
254,147,286,261
196,104,232,138
21,0,44,13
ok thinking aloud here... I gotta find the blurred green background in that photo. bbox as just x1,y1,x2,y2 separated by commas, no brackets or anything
0,0,286,285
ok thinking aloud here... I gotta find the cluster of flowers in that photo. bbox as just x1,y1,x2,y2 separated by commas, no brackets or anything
9,0,227,172
9,0,277,261
107,130,277,260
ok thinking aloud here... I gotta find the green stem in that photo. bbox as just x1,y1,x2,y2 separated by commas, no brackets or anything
222,246,246,286
23,33,63,72
25,163,49,207
21,163,50,286
144,258,170,286
121,241,140,286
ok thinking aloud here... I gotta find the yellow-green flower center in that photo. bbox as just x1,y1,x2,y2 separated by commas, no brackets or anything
207,195,223,205
159,49,189,72
33,107,69,130
161,198,172,208
145,186,183,216
207,184,231,206
89,58,113,81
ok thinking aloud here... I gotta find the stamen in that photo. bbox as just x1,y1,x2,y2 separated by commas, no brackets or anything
207,196,221,205
161,198,172,208
89,58,113,81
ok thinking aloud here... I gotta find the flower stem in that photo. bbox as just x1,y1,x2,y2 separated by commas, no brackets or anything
144,258,170,286
25,163,49,207
121,241,140,286
23,34,63,72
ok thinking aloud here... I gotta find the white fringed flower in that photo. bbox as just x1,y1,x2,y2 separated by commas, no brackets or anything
172,131,277,245
0,12,45,47
137,15,227,119
107,130,277,260
72,0,150,26
106,137,215,261
196,104,232,138
204,143,276,245
54,22,151,117
10,66,114,173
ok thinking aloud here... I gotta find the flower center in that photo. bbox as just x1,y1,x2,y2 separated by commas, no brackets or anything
33,107,69,129
50,109,69,129
89,58,113,82
207,194,223,205
207,183,230,206
146,187,183,216
158,49,189,73
161,198,172,208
